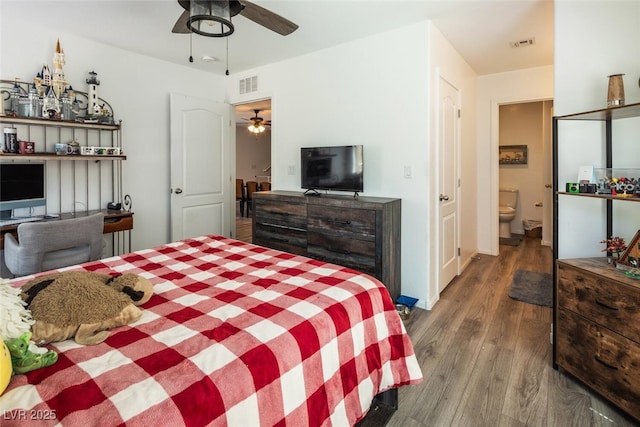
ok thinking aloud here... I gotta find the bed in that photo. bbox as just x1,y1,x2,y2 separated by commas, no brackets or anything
0,235,422,426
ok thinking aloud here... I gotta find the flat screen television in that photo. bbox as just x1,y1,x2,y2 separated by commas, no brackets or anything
301,145,363,193
0,163,46,219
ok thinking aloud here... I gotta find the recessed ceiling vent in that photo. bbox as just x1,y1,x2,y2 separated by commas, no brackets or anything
239,76,258,95
510,38,536,48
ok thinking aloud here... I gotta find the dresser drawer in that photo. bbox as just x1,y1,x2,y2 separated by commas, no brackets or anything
254,199,307,230
556,308,640,421
557,262,640,342
307,205,376,240
254,223,307,256
307,232,376,275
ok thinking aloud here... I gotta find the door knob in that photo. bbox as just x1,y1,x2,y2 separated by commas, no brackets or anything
174,188,183,194
439,194,449,201
545,184,552,188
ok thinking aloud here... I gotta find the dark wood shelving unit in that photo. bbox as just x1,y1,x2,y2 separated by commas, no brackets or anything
552,103,640,422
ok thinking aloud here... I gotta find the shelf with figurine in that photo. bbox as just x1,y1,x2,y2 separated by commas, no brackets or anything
560,169,640,202
0,39,117,127
0,77,117,129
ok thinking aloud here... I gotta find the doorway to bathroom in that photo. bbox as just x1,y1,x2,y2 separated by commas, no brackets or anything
498,100,554,247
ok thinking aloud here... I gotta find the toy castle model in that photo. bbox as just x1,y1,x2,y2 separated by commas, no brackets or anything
4,38,112,122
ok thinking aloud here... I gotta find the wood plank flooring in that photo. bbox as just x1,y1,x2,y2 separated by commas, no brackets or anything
235,213,639,426
390,236,638,427
235,210,252,243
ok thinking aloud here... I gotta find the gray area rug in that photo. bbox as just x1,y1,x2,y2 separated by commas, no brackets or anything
508,269,553,307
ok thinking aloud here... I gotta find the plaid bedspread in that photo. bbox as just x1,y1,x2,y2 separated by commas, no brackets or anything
1,235,422,426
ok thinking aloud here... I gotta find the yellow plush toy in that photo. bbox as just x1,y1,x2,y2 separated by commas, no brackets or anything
0,338,11,395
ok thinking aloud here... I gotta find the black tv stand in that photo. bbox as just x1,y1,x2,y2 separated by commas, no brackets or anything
304,189,322,197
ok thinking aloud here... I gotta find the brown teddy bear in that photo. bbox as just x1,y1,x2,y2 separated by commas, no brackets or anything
21,271,153,345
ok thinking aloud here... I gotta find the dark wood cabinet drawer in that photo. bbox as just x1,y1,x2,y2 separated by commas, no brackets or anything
307,232,376,275
253,224,307,256
556,307,640,421
557,262,640,343
253,199,307,255
307,205,376,240
254,199,307,230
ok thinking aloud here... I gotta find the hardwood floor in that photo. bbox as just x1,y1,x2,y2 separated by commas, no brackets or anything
235,209,252,243
234,213,638,426
390,236,638,427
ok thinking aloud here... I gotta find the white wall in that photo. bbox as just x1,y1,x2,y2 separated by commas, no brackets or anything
228,21,477,309
555,1,640,259
1,12,227,251
476,66,554,255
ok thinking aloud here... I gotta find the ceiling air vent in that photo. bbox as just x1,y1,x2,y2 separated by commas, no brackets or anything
239,76,258,95
510,38,536,48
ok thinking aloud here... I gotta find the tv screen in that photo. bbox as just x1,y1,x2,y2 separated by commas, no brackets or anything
0,163,46,218
301,145,363,193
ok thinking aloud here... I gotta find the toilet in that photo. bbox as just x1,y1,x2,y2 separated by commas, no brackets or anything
499,188,519,238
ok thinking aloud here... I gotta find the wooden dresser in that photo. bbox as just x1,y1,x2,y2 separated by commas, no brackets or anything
556,258,640,421
252,191,401,301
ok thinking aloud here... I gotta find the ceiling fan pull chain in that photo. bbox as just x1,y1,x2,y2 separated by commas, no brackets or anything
189,31,194,63
225,37,230,75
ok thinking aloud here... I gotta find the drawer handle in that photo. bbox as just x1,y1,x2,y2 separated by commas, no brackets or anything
595,299,619,311
260,223,306,232
594,356,618,370
329,219,351,225
272,237,289,243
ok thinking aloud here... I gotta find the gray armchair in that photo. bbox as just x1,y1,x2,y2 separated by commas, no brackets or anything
4,213,104,277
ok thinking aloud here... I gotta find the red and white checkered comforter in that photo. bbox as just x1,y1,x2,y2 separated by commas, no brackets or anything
1,235,422,426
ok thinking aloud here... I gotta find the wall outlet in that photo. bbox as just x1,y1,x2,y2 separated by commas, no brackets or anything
287,165,296,175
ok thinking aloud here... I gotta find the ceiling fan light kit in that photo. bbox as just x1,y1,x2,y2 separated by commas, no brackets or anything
248,124,265,134
188,0,235,37
247,109,269,135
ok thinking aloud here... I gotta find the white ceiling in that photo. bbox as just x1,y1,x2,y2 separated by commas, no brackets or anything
2,0,554,122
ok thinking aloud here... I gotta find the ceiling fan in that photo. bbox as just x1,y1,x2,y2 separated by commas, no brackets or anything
172,0,299,37
244,109,271,134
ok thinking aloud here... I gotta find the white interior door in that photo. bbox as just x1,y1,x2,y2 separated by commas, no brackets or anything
170,94,232,241
542,102,554,247
438,77,460,292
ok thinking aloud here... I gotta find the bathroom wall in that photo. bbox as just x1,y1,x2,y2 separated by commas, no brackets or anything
499,101,552,235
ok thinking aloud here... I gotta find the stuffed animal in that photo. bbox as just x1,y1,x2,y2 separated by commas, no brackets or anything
0,278,35,341
21,271,153,345
0,279,57,391
5,332,58,375
0,338,11,395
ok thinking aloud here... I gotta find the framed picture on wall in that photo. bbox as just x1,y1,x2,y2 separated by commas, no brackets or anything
499,145,528,165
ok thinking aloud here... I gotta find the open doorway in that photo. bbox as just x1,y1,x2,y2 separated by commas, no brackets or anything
234,99,272,242
497,100,553,248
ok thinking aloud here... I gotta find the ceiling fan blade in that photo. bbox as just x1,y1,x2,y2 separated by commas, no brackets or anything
240,0,298,36
172,10,190,34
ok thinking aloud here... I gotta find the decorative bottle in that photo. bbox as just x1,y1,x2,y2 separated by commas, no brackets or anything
29,84,40,118
10,82,20,114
